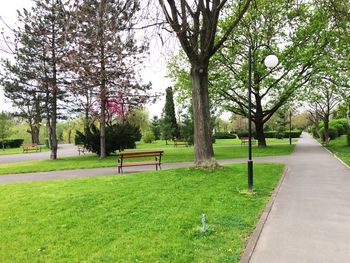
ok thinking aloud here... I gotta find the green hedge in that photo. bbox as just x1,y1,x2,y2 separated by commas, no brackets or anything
237,130,302,139
214,132,237,139
0,139,24,148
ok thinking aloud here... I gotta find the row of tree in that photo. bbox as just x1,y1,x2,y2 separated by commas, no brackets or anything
1,0,152,159
165,0,350,158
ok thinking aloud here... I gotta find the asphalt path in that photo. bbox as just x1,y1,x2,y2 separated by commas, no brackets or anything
0,144,80,164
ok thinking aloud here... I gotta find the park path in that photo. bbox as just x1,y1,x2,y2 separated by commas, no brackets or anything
249,133,350,262
0,144,79,164
0,155,287,184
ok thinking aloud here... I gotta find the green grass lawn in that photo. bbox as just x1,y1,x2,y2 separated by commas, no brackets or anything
0,163,284,262
0,146,49,155
326,135,350,165
0,143,294,175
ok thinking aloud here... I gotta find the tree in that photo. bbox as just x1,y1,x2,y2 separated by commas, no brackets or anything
163,87,179,139
150,116,161,140
0,112,13,150
160,116,173,145
158,0,251,167
67,0,151,159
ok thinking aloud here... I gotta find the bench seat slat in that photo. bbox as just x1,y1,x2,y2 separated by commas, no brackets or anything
122,161,159,167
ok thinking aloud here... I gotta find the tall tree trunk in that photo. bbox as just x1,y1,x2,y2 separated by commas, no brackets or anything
255,119,266,147
50,13,58,160
255,97,267,147
323,116,330,143
31,126,40,144
191,63,216,167
98,0,107,159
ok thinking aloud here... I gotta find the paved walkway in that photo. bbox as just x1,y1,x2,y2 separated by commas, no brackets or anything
250,133,350,262
0,156,287,184
0,144,80,164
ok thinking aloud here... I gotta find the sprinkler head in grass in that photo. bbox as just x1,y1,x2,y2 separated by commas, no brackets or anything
201,213,207,233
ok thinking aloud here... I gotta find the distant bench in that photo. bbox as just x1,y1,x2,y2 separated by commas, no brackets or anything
174,139,188,147
240,137,256,146
77,145,89,156
22,144,41,153
117,150,164,174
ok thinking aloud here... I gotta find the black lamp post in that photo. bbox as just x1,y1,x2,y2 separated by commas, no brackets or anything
289,111,292,145
247,45,278,190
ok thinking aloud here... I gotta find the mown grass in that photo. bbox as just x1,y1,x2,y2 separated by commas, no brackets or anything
0,143,294,175
325,135,350,165
0,146,49,155
0,163,284,262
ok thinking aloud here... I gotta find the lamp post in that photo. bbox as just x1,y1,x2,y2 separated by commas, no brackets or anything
247,45,278,190
289,111,292,145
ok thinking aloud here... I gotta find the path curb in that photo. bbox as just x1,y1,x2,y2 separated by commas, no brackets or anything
239,166,289,263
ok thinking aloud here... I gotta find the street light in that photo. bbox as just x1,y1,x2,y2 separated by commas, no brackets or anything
289,111,292,145
247,45,278,190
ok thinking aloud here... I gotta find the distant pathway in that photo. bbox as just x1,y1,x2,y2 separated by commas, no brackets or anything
0,144,79,164
249,133,350,262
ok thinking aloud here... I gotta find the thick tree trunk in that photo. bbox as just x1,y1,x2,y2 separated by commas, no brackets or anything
100,94,107,158
254,97,267,147
191,63,217,167
30,126,40,144
255,118,267,147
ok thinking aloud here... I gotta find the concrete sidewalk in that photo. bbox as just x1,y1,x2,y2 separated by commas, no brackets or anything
249,133,350,262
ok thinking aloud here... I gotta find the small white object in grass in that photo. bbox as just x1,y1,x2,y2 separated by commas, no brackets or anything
201,213,207,232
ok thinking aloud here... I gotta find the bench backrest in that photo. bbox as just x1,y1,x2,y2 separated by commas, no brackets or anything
22,144,39,147
118,151,163,159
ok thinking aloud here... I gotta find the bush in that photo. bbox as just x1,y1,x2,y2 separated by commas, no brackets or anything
75,123,141,156
237,131,257,139
143,131,155,143
214,132,237,139
44,139,50,148
319,126,338,141
238,130,302,139
347,130,350,146
0,139,24,148
332,123,345,136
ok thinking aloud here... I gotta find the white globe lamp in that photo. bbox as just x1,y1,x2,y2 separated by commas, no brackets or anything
264,54,278,68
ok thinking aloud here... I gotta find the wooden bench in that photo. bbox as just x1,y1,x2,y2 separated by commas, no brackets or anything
77,145,89,156
240,137,256,146
117,151,164,174
174,139,188,147
22,144,41,153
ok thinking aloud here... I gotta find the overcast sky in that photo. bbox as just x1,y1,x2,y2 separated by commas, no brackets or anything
0,0,174,118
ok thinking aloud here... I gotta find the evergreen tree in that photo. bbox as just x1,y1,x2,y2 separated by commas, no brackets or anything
150,116,161,140
163,87,179,139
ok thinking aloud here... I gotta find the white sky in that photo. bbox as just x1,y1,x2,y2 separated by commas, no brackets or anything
0,0,174,118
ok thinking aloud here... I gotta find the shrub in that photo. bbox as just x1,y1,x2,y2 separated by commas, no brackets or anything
237,131,257,139
276,132,285,139
319,126,338,141
75,123,141,156
143,130,155,143
332,123,345,136
238,130,302,139
0,139,24,148
44,139,50,148
214,132,236,139
347,130,350,146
